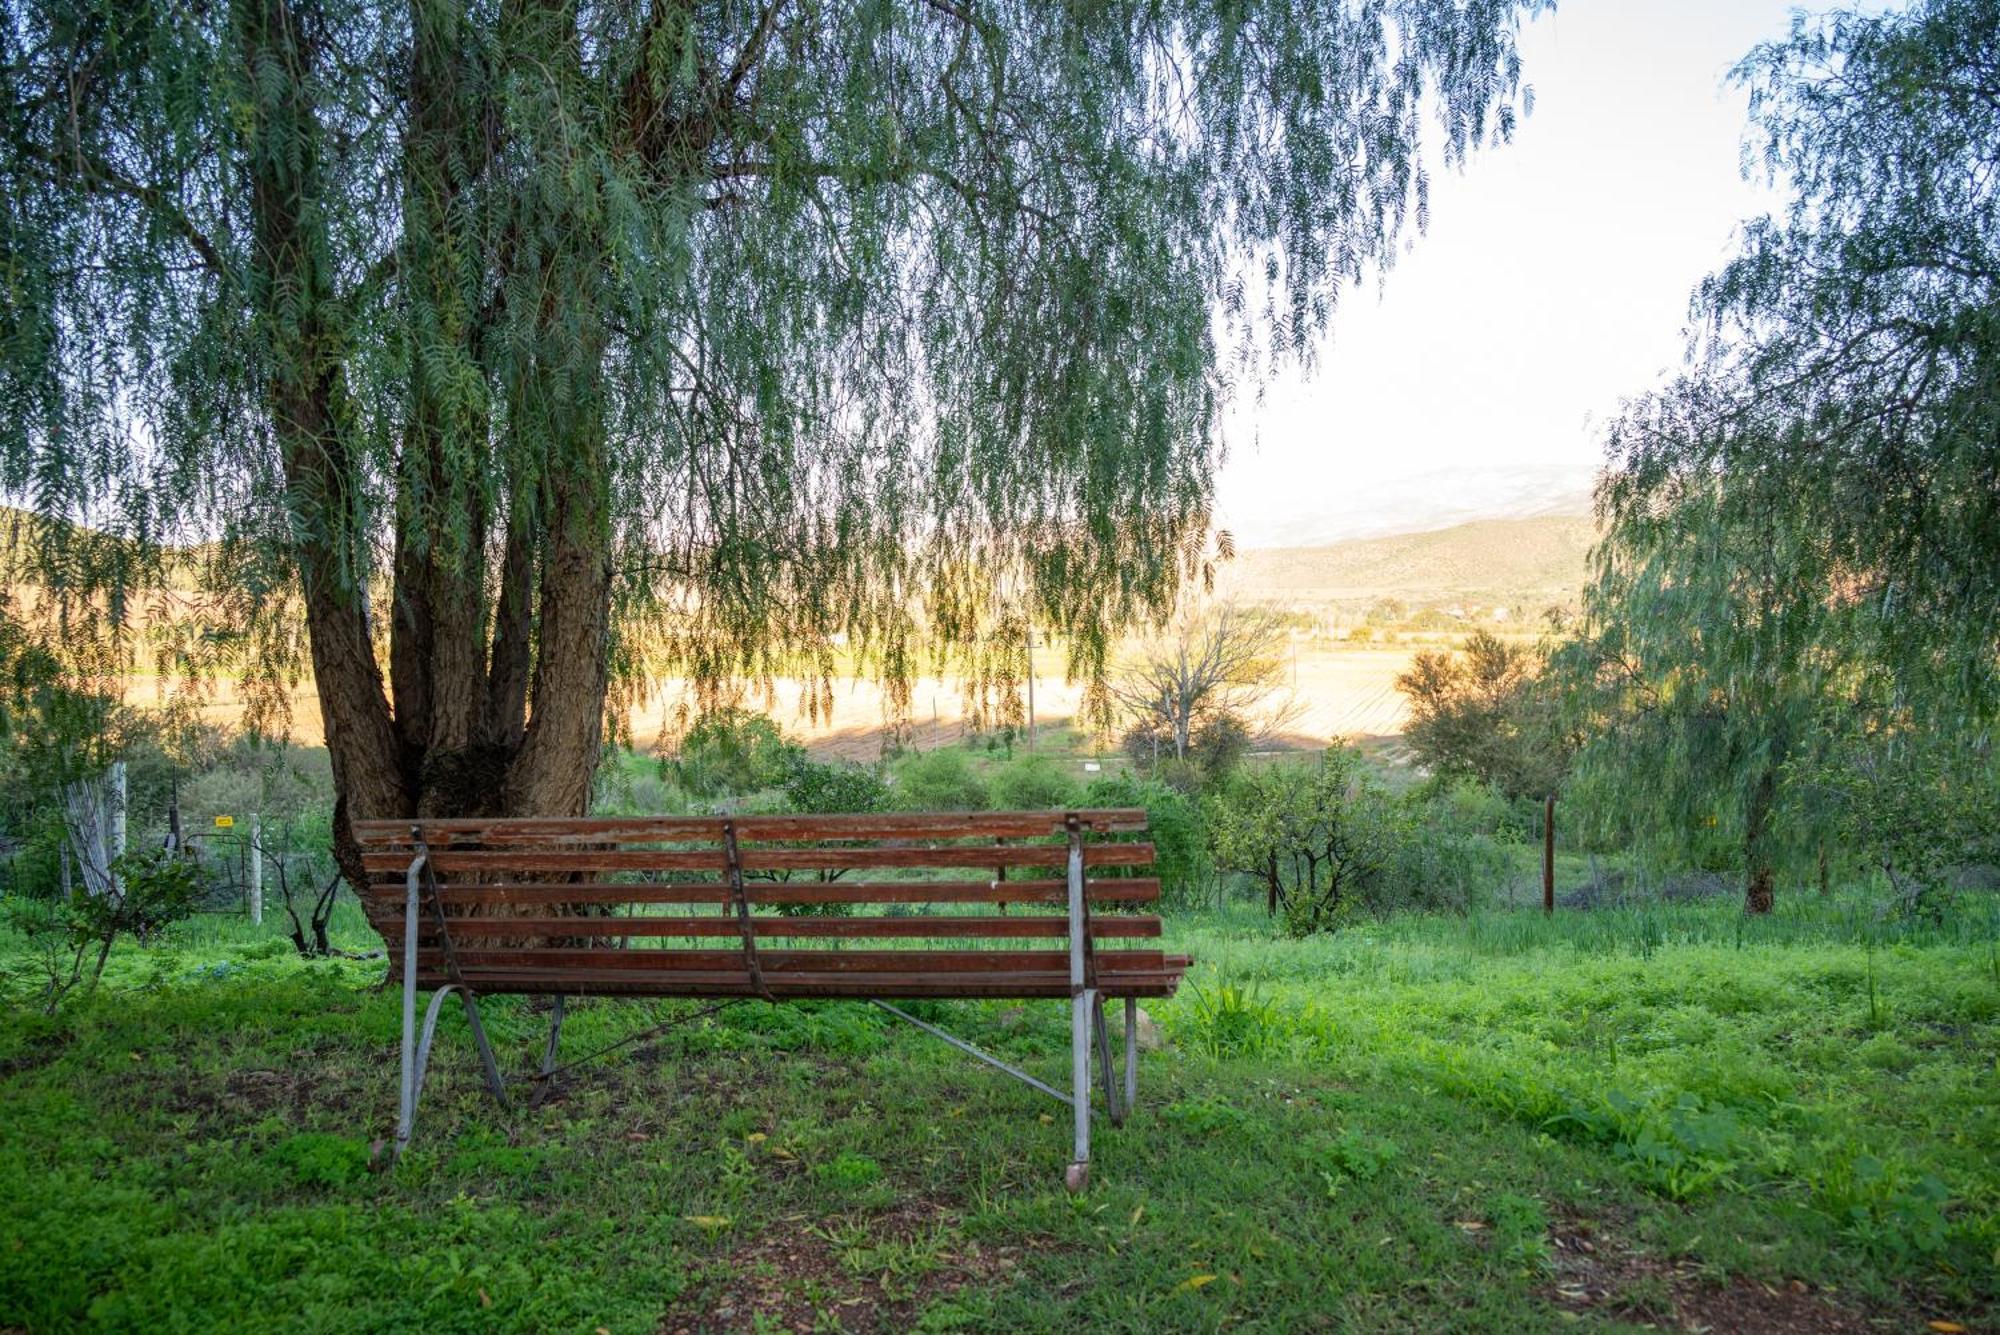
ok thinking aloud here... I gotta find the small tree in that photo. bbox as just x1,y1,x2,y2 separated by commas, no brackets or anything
1558,472,1841,914
663,708,804,799
1796,727,1999,915
1397,631,1571,801
1208,747,1393,933
1111,603,1294,774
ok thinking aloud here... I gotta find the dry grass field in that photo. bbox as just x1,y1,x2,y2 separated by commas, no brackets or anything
131,513,1594,760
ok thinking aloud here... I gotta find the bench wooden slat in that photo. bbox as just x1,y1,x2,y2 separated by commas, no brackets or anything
360,842,1153,875
352,809,1148,845
357,877,1160,908
403,970,1188,999
379,913,1161,941
402,946,1171,972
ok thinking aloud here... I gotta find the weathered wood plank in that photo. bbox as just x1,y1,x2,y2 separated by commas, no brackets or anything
379,913,1161,941
360,842,1153,875
357,877,1161,908
352,808,1148,846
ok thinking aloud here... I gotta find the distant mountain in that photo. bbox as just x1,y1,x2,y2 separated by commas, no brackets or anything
1229,462,1598,548
1216,512,1598,615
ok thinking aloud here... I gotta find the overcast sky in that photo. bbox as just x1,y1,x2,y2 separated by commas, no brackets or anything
1214,0,1815,547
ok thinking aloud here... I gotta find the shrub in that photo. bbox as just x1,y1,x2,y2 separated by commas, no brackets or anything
663,708,803,798
890,747,989,811
1208,745,1503,934
782,757,891,815
1082,771,1213,907
6,843,210,1009
989,753,1079,809
1121,710,1253,789
1188,712,1253,783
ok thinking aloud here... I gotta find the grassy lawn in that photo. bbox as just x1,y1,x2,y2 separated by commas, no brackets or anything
2,897,1995,1332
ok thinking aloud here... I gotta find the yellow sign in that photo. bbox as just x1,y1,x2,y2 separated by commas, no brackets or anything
214,815,235,829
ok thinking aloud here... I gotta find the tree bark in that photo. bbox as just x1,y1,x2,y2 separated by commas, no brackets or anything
241,0,408,888
1743,763,1778,914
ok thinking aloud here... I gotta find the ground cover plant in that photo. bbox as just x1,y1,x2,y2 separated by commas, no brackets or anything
2,892,1992,1332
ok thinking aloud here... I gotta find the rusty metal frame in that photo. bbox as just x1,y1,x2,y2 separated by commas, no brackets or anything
721,820,776,1001
869,1000,1074,1106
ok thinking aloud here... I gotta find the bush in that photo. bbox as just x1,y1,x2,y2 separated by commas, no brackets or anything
663,708,803,798
1121,710,1253,790
890,747,989,811
782,758,891,815
1082,771,1213,908
5,844,210,1009
1189,713,1253,783
989,753,1080,809
1208,746,1503,935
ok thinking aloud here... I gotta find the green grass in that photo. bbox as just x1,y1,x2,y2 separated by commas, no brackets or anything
1,893,1995,1331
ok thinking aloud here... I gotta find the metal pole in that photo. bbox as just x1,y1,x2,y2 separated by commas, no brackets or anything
249,813,263,926
1123,995,1138,1115
1543,793,1556,915
1024,627,1036,749
1065,816,1090,1192
870,1001,1073,1106
396,848,424,1155
1093,996,1122,1126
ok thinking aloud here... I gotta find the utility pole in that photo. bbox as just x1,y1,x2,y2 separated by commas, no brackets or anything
1024,626,1036,749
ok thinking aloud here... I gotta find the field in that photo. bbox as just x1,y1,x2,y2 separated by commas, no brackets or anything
4,895,1994,1332
137,513,1594,761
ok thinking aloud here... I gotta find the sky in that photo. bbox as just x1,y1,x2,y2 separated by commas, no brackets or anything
1214,0,1812,548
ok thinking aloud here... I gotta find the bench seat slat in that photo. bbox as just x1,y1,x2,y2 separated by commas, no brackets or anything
403,969,1187,1000
403,946,1173,972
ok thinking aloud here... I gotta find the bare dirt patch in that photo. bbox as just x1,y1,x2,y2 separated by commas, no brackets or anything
1543,1213,1895,1333
658,1198,1021,1334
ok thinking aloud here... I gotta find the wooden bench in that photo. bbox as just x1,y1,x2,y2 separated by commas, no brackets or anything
354,809,1191,1188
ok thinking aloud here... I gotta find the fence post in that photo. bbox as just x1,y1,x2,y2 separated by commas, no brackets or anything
249,813,263,925
1542,793,1556,915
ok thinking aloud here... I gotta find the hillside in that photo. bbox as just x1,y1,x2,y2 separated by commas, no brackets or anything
1218,512,1597,616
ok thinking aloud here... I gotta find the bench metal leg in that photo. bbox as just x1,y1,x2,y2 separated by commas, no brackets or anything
395,852,506,1158
530,995,567,1109
1067,986,1094,1193
1124,995,1138,1115
1093,994,1124,1126
1064,819,1093,1193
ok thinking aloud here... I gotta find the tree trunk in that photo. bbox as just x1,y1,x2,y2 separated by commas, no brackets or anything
1743,764,1778,915
242,0,409,892
242,0,618,930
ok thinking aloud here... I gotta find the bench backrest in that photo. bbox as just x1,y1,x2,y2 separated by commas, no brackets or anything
352,809,1190,1001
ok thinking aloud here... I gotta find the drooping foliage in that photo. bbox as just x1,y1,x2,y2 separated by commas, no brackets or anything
0,0,1549,890
1573,0,2000,911
1599,0,2000,723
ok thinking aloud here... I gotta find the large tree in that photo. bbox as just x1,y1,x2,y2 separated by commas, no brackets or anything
1603,0,2000,726
1576,0,2000,910
0,0,1547,908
